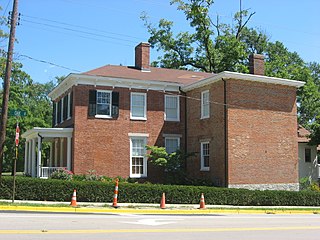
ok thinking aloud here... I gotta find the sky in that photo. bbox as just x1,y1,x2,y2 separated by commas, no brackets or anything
0,0,319,84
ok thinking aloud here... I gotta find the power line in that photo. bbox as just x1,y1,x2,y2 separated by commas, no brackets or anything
18,54,81,73
21,13,141,41
20,19,137,44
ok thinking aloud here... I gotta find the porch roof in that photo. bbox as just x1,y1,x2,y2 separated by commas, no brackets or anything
22,127,73,141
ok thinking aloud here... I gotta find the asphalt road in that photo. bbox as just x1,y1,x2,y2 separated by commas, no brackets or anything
1,211,320,240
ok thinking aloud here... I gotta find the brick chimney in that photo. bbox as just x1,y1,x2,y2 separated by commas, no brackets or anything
249,54,265,75
135,42,150,71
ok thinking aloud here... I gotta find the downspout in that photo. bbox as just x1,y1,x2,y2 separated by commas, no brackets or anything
222,78,228,188
179,87,188,170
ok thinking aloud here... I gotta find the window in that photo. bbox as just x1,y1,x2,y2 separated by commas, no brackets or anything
305,148,311,163
201,142,210,171
130,136,147,177
88,90,119,118
201,90,210,119
97,90,111,116
131,92,146,120
165,137,180,154
165,95,180,121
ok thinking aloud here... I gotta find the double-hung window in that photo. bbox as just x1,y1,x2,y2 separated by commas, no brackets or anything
130,136,147,177
96,90,112,117
131,92,147,120
305,148,311,163
88,90,119,118
200,141,210,171
165,95,179,121
165,137,180,154
201,90,210,119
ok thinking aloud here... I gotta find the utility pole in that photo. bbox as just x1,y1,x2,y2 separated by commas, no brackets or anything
0,0,19,178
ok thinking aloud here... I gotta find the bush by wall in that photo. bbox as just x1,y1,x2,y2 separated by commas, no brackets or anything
1,176,320,206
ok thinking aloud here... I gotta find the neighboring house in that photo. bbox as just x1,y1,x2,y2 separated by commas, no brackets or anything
298,125,319,182
22,42,306,191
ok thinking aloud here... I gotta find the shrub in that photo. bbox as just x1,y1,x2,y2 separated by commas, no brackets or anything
50,168,73,181
1,176,320,206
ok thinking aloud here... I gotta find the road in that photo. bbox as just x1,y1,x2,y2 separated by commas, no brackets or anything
0,211,320,240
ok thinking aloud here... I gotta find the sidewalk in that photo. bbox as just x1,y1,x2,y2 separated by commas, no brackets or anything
1,200,320,215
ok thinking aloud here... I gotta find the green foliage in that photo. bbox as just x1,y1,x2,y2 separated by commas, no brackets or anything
1,176,320,206
50,169,73,181
146,145,193,184
0,57,54,172
142,0,320,145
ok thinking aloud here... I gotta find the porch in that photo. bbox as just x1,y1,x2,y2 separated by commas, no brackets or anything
22,127,73,178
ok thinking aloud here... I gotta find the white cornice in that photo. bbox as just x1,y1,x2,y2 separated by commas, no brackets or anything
22,127,73,141
48,73,181,101
182,71,306,92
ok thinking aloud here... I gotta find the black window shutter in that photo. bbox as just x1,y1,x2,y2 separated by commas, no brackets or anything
63,95,68,120
88,90,97,116
112,91,119,118
52,101,56,127
70,91,73,117
57,100,62,123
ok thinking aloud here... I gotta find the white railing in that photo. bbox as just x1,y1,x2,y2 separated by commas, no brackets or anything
40,167,65,179
318,165,320,179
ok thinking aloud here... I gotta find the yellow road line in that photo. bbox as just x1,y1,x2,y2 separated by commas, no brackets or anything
1,226,320,234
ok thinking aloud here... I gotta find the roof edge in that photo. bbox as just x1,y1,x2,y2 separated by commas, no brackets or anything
182,71,306,91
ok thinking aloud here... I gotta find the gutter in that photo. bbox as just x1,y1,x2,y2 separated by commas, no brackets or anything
222,78,228,188
179,87,188,170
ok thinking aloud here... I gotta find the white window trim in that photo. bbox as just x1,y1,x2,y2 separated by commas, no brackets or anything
201,90,210,119
164,95,180,122
67,92,71,120
200,141,210,171
129,136,148,178
95,90,112,118
130,92,147,120
165,136,180,154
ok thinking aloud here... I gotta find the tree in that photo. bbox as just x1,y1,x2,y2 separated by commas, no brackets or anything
0,57,54,172
142,0,259,73
146,145,192,184
142,0,320,144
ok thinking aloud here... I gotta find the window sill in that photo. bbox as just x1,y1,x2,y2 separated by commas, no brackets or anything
130,174,147,178
165,118,180,122
130,117,147,121
95,115,112,119
200,116,210,120
200,167,210,172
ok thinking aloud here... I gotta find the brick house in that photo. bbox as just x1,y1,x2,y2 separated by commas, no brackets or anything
22,42,306,190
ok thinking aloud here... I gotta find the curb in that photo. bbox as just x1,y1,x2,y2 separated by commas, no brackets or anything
1,205,320,215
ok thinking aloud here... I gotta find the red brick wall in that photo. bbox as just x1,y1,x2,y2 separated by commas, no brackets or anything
71,85,184,179
186,81,226,186
226,79,298,185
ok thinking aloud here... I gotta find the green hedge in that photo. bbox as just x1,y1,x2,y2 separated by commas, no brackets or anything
1,176,320,206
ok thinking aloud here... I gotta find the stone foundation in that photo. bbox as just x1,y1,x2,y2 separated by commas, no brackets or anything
228,183,299,191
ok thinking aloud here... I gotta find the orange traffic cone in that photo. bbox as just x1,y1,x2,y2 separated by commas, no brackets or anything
199,193,205,209
70,189,77,207
112,178,120,208
160,192,166,209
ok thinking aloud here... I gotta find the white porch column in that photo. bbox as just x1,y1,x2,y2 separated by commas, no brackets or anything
37,135,42,178
67,137,72,171
60,138,64,167
28,140,32,175
31,139,36,177
24,141,28,175
54,139,58,167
